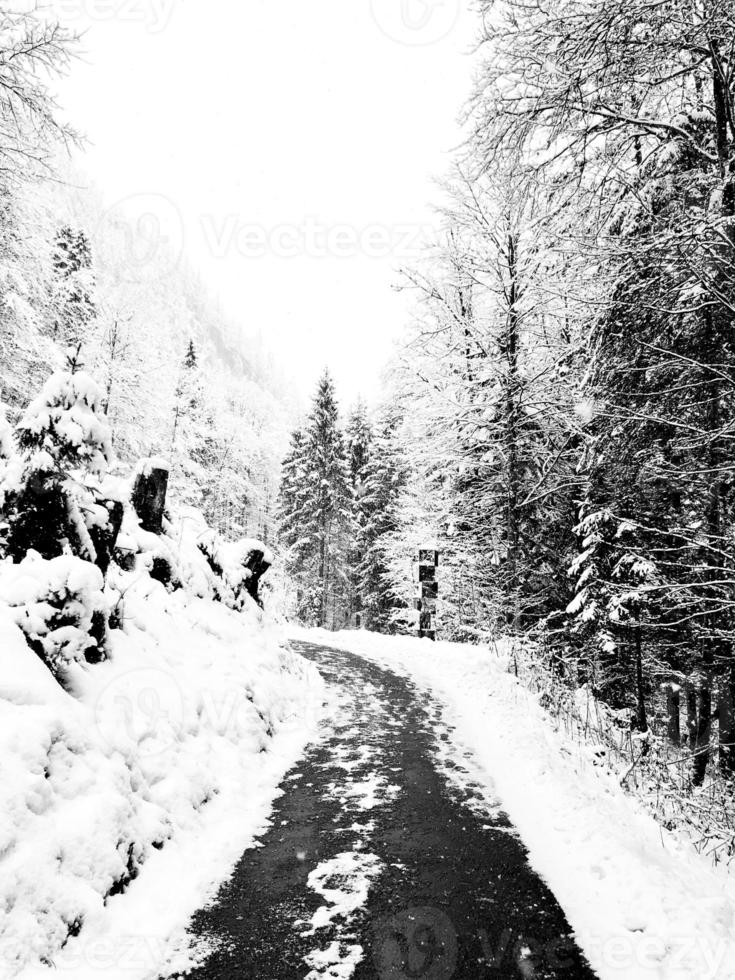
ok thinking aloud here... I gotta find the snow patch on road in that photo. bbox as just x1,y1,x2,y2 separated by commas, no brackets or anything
304,851,383,935
327,772,401,812
293,627,735,980
301,852,382,980
304,941,364,980
296,646,400,979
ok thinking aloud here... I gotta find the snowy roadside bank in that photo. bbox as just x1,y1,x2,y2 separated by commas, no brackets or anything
0,371,325,979
0,562,325,980
291,628,735,980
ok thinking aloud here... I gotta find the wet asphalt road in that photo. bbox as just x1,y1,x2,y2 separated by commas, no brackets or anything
163,642,597,980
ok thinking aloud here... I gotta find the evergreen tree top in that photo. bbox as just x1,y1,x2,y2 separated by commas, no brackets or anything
16,371,113,476
53,226,92,276
185,340,197,369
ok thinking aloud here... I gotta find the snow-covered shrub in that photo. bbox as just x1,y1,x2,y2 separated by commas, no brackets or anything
0,552,107,681
5,371,116,566
198,528,273,610
112,507,187,599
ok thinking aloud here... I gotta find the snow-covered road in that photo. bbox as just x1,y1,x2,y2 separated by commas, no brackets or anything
164,641,595,980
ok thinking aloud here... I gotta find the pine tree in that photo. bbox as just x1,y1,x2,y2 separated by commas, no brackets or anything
345,401,372,622
304,371,351,628
170,340,209,506
4,371,114,565
184,339,197,369
277,428,315,620
346,401,371,487
357,410,408,631
52,226,96,367
277,371,352,628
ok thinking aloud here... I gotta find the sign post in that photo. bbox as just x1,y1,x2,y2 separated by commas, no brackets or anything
416,549,439,640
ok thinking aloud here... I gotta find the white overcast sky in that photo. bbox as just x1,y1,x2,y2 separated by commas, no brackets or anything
54,0,477,403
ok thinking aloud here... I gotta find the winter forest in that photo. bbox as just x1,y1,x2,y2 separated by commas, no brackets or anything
5,2,735,979
282,0,735,780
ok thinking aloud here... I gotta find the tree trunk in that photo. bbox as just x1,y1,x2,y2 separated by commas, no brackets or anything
633,610,649,754
664,684,681,745
719,661,735,776
692,671,712,786
709,36,735,228
131,463,169,534
686,680,698,747
692,297,724,786
633,611,648,737
504,230,522,632
89,499,124,575
320,536,330,629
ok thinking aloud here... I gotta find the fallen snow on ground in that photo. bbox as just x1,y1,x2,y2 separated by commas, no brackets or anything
292,627,735,980
0,553,324,980
298,647,401,979
304,940,364,980
304,851,383,935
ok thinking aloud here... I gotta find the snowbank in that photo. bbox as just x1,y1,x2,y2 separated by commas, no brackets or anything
0,536,324,979
293,628,735,980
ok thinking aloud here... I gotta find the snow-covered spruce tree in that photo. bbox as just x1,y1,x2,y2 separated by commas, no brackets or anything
307,372,352,628
565,503,661,737
5,371,115,566
356,408,409,632
346,400,372,486
1,372,115,675
345,401,372,623
184,338,196,369
277,371,352,628
169,338,209,506
51,225,96,360
276,427,316,621
564,209,735,772
561,201,721,732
